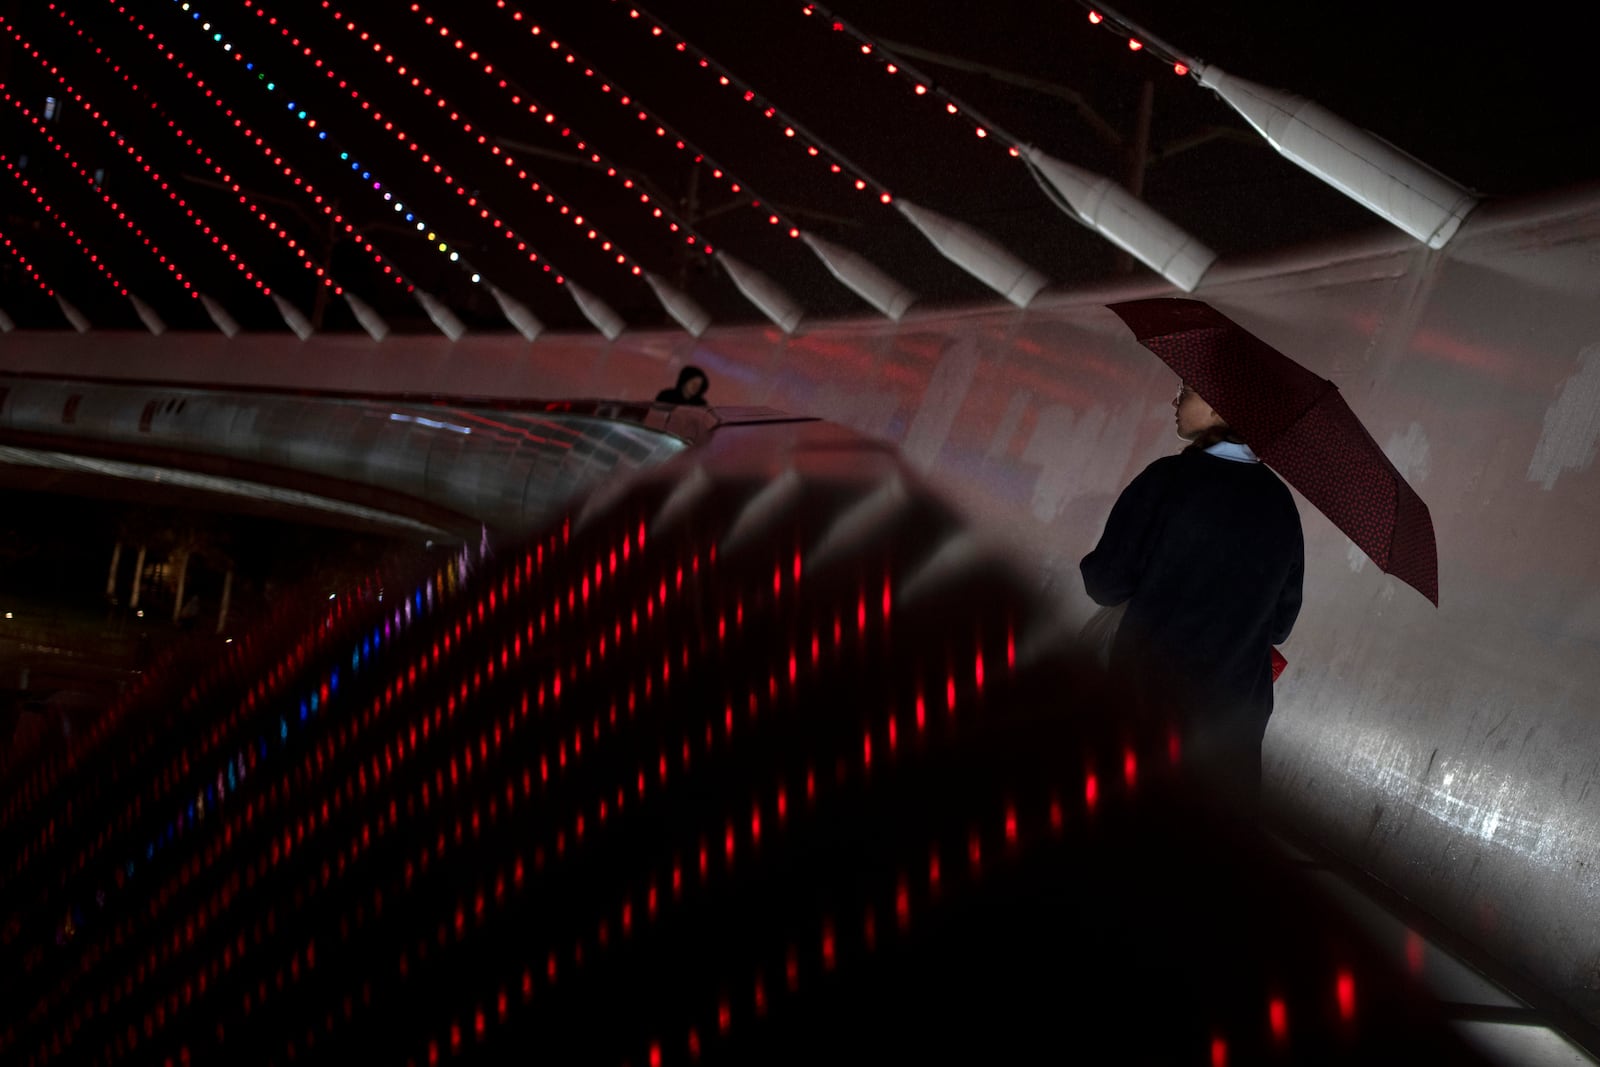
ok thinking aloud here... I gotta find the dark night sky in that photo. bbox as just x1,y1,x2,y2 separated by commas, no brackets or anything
1,0,1596,336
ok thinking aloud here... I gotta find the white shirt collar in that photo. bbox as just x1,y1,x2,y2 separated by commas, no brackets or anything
1204,439,1260,463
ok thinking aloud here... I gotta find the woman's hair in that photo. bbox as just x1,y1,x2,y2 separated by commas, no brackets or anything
1184,423,1245,452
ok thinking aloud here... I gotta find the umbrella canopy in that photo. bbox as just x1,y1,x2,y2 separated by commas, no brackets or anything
1106,298,1439,606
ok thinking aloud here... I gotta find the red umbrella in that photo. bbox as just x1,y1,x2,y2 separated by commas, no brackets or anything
1106,297,1439,606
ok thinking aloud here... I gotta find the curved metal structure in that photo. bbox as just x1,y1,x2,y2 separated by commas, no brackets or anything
0,378,703,538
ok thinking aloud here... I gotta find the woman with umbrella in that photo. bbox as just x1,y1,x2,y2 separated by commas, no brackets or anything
1080,298,1439,808
1080,374,1304,808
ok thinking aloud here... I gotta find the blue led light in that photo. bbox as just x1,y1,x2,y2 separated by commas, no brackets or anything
318,131,328,140
300,700,309,722
330,669,340,693
246,62,253,70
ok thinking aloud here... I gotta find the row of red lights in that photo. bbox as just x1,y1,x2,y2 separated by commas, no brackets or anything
302,560,965,1064
6,589,372,1031
316,1,674,275
0,16,273,297
27,534,592,1055
0,230,57,297
0,566,372,931
1085,10,1193,76
613,1,895,205
234,0,574,286
75,0,416,294
407,1,715,256
491,0,811,241
1,576,368,908
66,2,413,292
0,146,132,298
16,565,456,1061
0,571,303,884
39,8,347,296
7,490,1363,1067
65,529,653,1061
4,574,376,980
798,3,1027,159
51,518,809,1061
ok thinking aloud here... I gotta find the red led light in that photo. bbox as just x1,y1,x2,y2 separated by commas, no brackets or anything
1128,38,1143,50
1336,971,1356,1020
0,231,56,297
1268,997,1288,1041
1174,62,1189,76
1088,10,1104,22
1210,1037,1227,1067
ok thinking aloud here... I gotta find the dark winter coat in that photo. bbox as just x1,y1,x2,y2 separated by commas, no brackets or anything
1080,447,1303,738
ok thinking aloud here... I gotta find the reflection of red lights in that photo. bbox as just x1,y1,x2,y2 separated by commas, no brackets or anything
1123,749,1137,788
1085,773,1099,811
1209,1036,1227,1067
1336,971,1356,1021
1405,929,1425,975
1268,996,1288,1041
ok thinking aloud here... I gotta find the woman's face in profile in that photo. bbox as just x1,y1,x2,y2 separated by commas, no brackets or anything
1173,384,1226,441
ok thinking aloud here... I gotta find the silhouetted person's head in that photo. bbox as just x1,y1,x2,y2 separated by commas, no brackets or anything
677,366,707,400
657,365,709,406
